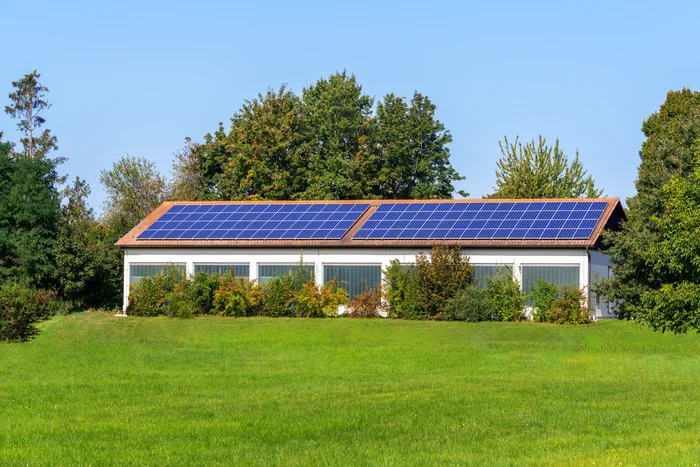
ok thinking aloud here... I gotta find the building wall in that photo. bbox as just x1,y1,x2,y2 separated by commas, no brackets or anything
589,250,615,319
122,247,594,311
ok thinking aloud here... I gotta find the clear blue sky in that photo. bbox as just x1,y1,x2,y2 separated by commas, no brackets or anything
2,0,699,211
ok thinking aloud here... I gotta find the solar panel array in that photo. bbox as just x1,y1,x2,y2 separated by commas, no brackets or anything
137,203,370,240
353,201,608,240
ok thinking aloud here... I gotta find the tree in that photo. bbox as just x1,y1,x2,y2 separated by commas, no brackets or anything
186,71,465,201
53,178,122,308
100,156,167,236
376,92,465,199
0,144,61,287
597,90,700,329
4,70,58,159
170,138,207,201
488,135,602,199
211,86,307,200
300,71,378,199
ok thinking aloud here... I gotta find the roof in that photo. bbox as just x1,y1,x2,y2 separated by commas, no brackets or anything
116,198,626,249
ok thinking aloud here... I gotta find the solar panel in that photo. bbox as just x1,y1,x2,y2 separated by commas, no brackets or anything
137,203,370,240
354,201,608,240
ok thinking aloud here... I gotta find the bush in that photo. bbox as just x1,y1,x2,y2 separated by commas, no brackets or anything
444,285,495,321
261,261,312,317
127,267,182,316
294,279,348,318
190,272,221,315
0,282,50,342
347,286,382,318
383,260,424,319
213,275,263,317
415,246,475,318
529,280,560,323
550,286,590,324
165,280,197,319
486,268,526,321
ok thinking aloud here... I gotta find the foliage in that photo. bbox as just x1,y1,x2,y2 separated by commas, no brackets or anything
376,92,466,198
293,279,348,318
529,279,560,323
170,137,208,201
190,271,221,315
0,282,51,342
189,71,464,201
599,89,700,328
165,280,197,319
549,286,590,324
126,267,182,317
347,286,382,318
4,70,58,159
260,260,312,317
0,150,61,288
485,267,526,322
415,246,475,318
638,282,700,334
444,285,495,321
99,155,167,237
383,261,424,319
489,135,602,199
213,274,263,317
53,177,122,309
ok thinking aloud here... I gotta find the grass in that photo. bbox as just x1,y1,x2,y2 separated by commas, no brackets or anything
2,313,700,466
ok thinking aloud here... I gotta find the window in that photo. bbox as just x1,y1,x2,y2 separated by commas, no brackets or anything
129,264,186,284
323,265,382,300
194,264,250,278
473,265,512,288
521,265,580,304
257,264,315,284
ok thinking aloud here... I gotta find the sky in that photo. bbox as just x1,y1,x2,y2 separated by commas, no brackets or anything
2,0,699,212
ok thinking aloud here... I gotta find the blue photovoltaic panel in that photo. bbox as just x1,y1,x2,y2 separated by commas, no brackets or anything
354,201,609,240
137,203,370,240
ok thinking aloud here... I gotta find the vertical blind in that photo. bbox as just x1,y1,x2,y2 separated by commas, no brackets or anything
129,264,186,284
257,264,315,284
194,264,250,278
323,265,382,299
521,265,580,304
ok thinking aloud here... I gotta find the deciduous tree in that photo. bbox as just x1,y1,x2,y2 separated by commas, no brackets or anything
100,156,167,236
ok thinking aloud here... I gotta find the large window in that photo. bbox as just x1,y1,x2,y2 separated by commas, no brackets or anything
521,265,580,304
473,265,513,288
323,265,382,300
257,264,315,284
129,264,186,284
194,264,250,278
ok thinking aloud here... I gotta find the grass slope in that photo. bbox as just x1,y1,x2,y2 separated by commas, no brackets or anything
1,313,700,466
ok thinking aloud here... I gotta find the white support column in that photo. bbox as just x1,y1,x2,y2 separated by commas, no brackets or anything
122,250,130,313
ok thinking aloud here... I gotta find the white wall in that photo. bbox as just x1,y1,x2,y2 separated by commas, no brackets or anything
589,250,614,319
122,247,593,311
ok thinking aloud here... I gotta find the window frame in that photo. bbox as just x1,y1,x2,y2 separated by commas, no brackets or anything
256,263,316,284
322,263,383,300
193,263,250,279
129,263,186,284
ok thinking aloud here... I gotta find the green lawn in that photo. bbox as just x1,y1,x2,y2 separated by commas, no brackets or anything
2,313,700,466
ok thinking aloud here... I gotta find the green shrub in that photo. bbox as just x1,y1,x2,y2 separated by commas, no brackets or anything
486,267,526,322
190,272,221,315
0,282,49,342
347,286,382,318
127,267,182,316
529,280,560,323
550,286,590,324
261,260,311,317
444,285,495,321
165,280,197,319
383,260,424,319
294,279,348,318
213,275,262,317
415,246,475,318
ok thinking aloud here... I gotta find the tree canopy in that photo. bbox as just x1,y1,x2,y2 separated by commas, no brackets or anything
4,70,58,159
598,89,700,332
488,136,602,199
175,71,464,201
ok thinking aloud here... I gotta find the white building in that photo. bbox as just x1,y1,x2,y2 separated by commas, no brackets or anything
117,198,625,318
